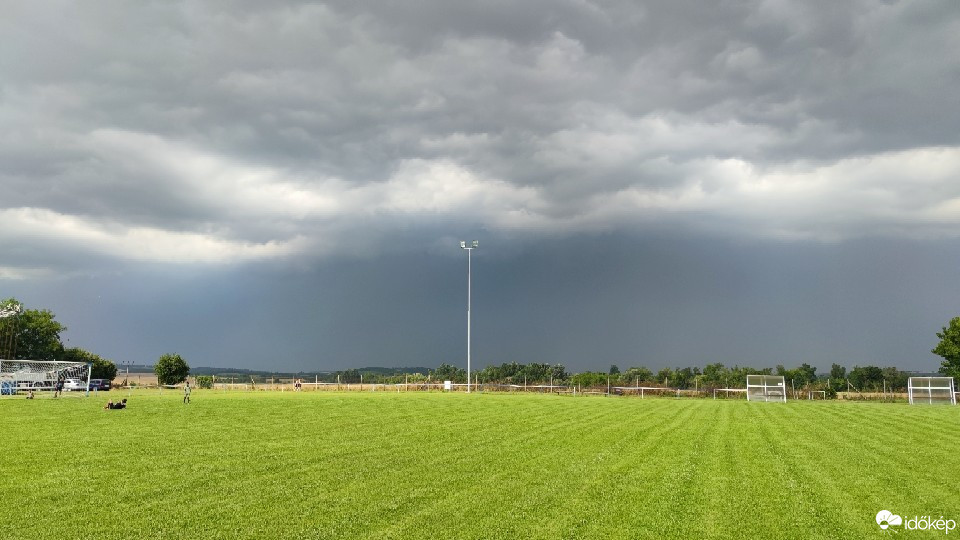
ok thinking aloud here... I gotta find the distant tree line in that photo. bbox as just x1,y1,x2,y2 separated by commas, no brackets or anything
315,361,917,394
564,362,917,394
326,363,572,385
5,299,959,393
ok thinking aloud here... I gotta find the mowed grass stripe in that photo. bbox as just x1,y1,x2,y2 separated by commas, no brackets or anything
3,392,959,539
546,400,708,539
376,395,634,539
415,398,701,539
787,402,960,519
760,404,874,538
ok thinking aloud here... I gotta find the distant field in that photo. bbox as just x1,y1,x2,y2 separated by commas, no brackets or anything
3,391,958,539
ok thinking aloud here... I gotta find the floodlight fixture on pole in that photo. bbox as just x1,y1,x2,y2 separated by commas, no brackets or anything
0,302,23,319
459,240,478,393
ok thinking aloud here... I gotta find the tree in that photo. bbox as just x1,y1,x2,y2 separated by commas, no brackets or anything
339,369,362,383
848,365,884,391
62,347,117,380
880,366,908,391
795,363,817,386
829,363,846,380
432,363,465,383
933,317,960,380
522,363,552,384
701,363,727,387
0,298,66,361
624,366,654,384
609,365,620,376
570,371,608,388
550,364,569,383
155,353,190,385
673,367,696,389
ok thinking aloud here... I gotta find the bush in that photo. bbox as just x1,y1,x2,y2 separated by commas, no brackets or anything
196,375,213,389
154,353,190,386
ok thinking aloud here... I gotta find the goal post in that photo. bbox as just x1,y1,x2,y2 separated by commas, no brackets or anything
746,374,787,402
907,377,956,405
0,359,91,395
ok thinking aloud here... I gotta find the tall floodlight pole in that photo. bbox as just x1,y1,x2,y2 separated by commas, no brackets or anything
459,240,478,393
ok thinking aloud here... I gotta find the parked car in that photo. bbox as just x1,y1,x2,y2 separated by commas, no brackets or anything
63,378,86,391
88,379,112,391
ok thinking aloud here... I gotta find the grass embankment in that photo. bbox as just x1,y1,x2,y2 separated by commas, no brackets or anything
2,391,957,539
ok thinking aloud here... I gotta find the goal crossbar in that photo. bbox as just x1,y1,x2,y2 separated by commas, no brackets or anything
712,388,748,399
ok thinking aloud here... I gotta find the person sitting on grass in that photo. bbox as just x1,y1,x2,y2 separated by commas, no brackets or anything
104,398,128,410
26,389,34,399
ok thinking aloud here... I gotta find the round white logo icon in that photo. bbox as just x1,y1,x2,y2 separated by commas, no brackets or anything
877,510,903,529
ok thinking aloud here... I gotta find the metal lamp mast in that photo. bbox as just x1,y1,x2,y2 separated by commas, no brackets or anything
459,240,478,393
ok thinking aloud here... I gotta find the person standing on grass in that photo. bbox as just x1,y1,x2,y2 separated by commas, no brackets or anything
183,380,191,404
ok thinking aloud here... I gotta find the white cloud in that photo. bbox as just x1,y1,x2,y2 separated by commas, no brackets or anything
0,207,307,265
84,129,344,221
591,145,960,240
5,124,960,278
0,266,56,281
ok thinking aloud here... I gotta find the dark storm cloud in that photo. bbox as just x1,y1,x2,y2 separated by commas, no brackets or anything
14,234,960,373
2,1,959,371
4,1,959,239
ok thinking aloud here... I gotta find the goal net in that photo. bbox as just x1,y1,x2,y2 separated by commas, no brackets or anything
0,359,90,395
907,377,956,405
746,375,787,402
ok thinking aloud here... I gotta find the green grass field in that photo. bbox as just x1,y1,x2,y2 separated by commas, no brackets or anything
3,391,958,539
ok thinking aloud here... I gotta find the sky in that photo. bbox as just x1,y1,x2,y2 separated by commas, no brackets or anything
2,0,959,374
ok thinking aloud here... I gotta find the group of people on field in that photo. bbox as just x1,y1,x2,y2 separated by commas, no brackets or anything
100,380,191,409
26,377,195,408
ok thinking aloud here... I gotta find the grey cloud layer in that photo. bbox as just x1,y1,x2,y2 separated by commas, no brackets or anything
3,0,960,275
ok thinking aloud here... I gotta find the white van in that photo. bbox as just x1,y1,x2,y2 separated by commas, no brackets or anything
63,379,86,391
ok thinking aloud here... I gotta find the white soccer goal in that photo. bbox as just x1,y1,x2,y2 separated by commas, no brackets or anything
0,359,90,395
907,377,956,405
746,375,787,402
